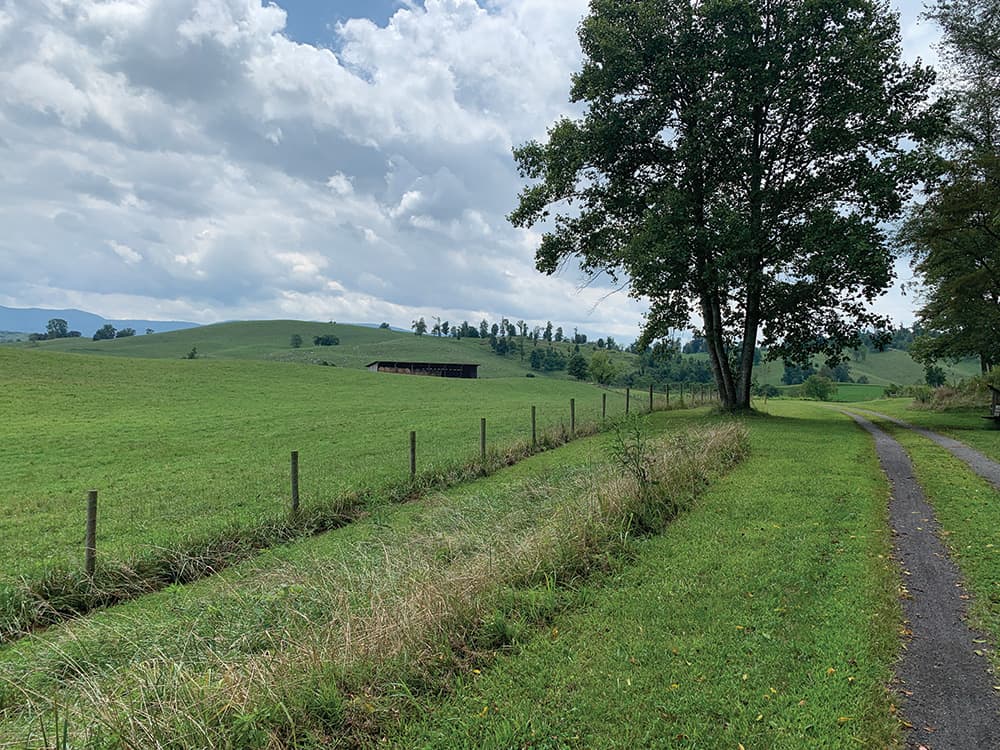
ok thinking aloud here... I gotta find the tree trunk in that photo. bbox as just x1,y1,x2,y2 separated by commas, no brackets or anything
736,264,764,410
701,293,739,409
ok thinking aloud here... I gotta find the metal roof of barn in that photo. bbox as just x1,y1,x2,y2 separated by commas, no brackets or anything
365,361,480,367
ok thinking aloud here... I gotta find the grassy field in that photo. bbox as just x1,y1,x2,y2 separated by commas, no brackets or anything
0,402,907,749
0,422,631,736
773,383,887,402
10,317,988,747
0,346,636,587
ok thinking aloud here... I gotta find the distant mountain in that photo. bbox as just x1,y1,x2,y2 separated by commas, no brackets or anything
0,306,199,336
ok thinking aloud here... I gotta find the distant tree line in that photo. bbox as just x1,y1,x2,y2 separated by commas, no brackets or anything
408,315,620,350
27,318,148,342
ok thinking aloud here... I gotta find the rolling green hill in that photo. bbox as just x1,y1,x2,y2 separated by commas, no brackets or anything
23,321,985,392
20,320,639,380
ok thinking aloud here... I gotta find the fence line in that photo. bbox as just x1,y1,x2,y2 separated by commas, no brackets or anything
70,387,712,583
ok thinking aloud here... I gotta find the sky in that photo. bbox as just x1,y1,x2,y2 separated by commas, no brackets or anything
0,0,940,340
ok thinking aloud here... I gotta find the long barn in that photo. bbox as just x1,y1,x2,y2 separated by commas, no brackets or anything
366,361,480,379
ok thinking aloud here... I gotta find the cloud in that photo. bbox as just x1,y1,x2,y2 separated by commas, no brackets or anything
0,0,932,340
108,240,143,265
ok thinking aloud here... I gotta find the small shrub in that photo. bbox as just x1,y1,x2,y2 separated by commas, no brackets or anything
924,364,946,387
802,374,836,401
754,383,780,399
313,335,340,346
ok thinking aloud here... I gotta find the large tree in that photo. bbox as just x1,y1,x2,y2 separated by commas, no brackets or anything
45,318,69,339
902,0,1000,373
903,154,1000,372
510,0,938,409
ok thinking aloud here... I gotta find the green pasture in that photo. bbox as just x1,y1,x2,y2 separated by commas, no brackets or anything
772,383,886,402
827,383,887,402
7,327,995,749
0,347,634,583
848,349,981,386
0,418,634,737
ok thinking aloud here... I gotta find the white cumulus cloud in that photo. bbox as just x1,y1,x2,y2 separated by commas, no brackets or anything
0,0,934,338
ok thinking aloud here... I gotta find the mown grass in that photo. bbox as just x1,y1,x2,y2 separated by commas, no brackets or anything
0,401,907,749
390,401,902,749
0,348,636,579
0,409,741,747
772,383,886,402
826,384,888,402
0,426,619,719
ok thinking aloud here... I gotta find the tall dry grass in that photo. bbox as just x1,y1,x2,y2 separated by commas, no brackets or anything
908,373,1000,411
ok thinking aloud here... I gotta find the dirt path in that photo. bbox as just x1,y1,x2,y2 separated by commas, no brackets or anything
847,407,1000,491
847,411,1000,749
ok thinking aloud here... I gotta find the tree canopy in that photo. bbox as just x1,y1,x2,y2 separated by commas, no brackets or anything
510,0,938,409
902,0,1000,373
93,324,116,341
45,318,69,339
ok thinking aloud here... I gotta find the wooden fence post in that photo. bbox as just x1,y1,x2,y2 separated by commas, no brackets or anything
531,406,537,448
85,490,97,577
571,398,576,435
626,388,631,415
480,418,487,462
602,392,607,420
409,431,417,478
666,383,670,405
290,451,300,514
649,384,654,412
